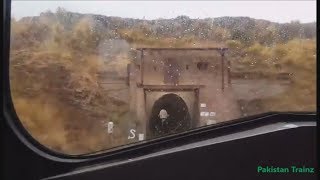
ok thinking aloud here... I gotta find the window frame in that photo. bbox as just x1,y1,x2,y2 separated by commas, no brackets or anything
3,0,317,165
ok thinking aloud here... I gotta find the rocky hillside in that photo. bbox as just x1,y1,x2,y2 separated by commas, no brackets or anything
18,8,316,46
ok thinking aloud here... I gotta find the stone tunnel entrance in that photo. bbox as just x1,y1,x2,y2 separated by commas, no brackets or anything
148,93,192,138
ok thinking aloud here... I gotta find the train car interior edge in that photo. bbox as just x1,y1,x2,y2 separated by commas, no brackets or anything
2,0,317,179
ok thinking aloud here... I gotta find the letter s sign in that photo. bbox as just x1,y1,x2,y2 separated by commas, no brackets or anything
128,129,136,139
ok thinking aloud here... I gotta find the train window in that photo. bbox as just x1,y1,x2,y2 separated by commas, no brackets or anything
9,0,316,155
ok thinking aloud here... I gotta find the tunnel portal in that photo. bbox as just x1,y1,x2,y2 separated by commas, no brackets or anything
149,93,191,137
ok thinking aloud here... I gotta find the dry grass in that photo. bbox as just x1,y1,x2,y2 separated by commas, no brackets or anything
12,94,118,154
9,18,123,154
10,48,129,154
228,39,316,112
261,39,316,111
119,28,225,48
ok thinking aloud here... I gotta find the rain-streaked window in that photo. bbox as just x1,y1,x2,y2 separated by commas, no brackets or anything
10,1,316,155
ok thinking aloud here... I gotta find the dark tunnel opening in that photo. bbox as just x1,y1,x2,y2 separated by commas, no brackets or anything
149,93,191,138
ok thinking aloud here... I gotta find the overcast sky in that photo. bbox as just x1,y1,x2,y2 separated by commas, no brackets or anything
11,1,316,23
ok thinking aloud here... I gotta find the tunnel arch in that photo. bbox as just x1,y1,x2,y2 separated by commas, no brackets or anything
148,93,192,138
